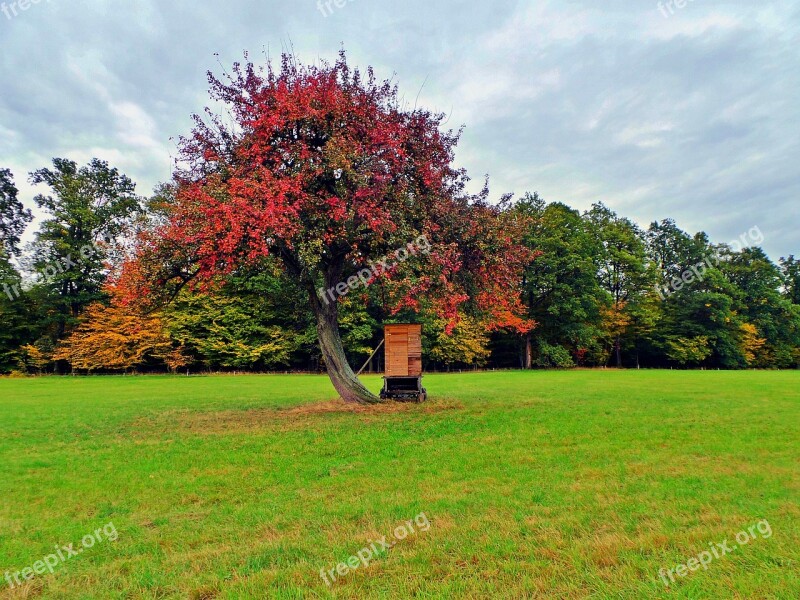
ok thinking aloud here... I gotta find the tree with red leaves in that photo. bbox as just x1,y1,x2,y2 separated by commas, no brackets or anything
119,52,533,404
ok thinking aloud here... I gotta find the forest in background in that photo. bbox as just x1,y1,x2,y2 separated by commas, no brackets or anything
2,159,799,375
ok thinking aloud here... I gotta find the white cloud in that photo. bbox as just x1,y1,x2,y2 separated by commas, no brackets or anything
0,0,796,259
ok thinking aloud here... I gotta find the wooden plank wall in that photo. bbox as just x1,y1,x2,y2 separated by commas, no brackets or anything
386,325,408,376
407,325,422,376
385,324,422,377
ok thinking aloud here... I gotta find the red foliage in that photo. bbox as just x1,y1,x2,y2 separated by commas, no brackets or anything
120,51,533,334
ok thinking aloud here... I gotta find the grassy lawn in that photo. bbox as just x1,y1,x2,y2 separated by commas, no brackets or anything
0,371,798,599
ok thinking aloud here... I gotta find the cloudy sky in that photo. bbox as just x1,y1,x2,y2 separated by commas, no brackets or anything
1,0,798,258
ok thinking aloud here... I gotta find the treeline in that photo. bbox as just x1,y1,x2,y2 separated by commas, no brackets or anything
1,160,799,375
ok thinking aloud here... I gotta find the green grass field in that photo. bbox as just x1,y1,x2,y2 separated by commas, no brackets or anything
0,371,798,599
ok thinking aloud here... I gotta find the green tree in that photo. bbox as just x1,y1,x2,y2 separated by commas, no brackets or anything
0,169,34,372
0,168,32,258
644,220,715,367
586,203,653,367
654,253,747,369
27,158,142,338
720,247,800,368
162,266,315,372
0,258,29,372
515,194,604,368
664,336,713,366
647,219,709,298
781,255,800,305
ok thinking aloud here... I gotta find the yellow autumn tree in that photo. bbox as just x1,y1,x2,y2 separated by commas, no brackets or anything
597,301,633,367
54,303,178,372
18,342,53,374
163,345,191,373
739,323,767,366
428,314,491,368
665,336,712,366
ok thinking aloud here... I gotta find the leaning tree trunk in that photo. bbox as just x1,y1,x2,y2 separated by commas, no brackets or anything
309,289,383,405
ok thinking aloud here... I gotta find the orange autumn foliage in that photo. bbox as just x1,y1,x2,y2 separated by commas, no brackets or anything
53,303,183,372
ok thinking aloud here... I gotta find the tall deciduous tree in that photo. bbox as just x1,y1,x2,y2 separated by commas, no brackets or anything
0,168,33,258
164,290,303,370
426,313,492,369
515,194,603,368
781,255,800,305
28,158,142,336
53,302,174,373
721,247,800,368
0,169,34,371
119,52,532,403
647,219,708,292
0,257,29,371
586,203,652,367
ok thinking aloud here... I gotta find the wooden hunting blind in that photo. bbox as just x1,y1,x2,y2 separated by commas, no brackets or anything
381,324,427,402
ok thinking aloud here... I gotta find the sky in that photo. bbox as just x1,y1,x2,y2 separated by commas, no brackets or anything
0,0,798,259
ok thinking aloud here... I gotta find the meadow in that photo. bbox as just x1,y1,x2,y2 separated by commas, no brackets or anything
0,371,798,599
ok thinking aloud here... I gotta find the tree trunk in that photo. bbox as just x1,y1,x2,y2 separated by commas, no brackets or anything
524,333,532,370
615,335,623,368
310,289,382,405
